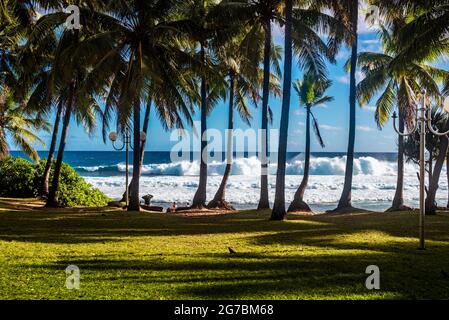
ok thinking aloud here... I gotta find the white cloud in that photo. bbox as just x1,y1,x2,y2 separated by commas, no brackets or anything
294,109,305,116
321,124,341,131
357,125,376,132
361,39,380,45
335,71,365,85
362,106,377,113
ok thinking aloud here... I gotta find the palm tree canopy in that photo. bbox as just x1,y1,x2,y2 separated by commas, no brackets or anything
0,87,50,161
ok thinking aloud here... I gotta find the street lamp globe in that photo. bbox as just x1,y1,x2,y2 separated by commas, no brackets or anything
109,132,118,142
140,131,147,142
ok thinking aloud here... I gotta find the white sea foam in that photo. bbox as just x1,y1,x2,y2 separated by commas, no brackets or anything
84,161,449,212
78,156,417,177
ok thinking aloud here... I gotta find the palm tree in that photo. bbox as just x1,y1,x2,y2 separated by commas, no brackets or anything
87,0,198,211
372,0,449,73
0,87,49,161
271,0,294,219
356,22,449,212
271,0,344,220
207,31,282,210
178,0,245,209
288,75,332,213
312,0,359,213
24,2,105,207
216,0,285,210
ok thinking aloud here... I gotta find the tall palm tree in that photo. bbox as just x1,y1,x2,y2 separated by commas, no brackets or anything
87,0,197,211
288,75,332,213
178,0,240,208
271,0,344,220
207,30,282,209
216,0,285,210
25,2,105,207
356,22,449,212
312,0,359,213
271,0,294,219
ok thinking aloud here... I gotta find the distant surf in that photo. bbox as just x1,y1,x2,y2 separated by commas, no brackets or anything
13,151,448,212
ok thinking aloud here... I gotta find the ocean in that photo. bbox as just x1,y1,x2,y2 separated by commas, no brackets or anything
12,151,449,212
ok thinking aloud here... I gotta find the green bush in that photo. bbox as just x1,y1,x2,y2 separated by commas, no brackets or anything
0,157,37,197
0,157,110,207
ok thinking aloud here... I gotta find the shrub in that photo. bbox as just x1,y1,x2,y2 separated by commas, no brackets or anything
1,157,111,207
0,157,37,197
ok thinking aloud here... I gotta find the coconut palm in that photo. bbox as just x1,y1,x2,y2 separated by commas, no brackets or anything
207,30,282,210
177,0,245,208
271,0,346,220
24,2,106,207
372,0,449,72
215,0,285,210
311,0,360,213
84,0,198,211
356,20,449,212
287,75,332,213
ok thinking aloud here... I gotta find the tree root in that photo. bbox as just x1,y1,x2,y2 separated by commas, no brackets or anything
287,200,312,213
385,205,413,212
207,199,235,210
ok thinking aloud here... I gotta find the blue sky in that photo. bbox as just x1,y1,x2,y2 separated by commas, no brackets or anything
12,10,448,153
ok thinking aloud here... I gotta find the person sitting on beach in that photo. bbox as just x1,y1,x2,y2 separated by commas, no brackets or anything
167,202,177,213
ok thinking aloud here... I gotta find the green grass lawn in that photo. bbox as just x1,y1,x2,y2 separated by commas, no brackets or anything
1,198,449,300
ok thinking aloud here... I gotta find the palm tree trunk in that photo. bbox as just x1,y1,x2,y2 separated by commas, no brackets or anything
128,99,142,211
288,105,312,212
446,153,449,208
46,86,74,208
257,18,272,210
192,43,208,208
388,113,408,211
425,134,449,215
208,73,235,210
40,100,63,197
122,100,151,202
271,0,293,220
335,2,358,211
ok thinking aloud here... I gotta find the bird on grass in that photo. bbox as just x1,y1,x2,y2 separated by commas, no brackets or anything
228,247,237,254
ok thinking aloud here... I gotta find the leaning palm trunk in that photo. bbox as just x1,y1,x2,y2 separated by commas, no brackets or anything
288,105,312,212
46,86,75,207
335,3,358,212
128,99,142,211
271,0,293,220
40,100,63,197
388,114,411,212
425,131,449,215
257,19,272,210
192,44,208,208
208,74,235,210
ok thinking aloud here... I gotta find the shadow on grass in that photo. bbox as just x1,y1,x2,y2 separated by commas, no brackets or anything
3,203,449,299
31,250,449,299
1,207,449,250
